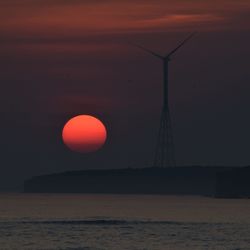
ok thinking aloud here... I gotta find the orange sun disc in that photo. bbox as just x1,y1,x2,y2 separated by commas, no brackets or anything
62,115,107,153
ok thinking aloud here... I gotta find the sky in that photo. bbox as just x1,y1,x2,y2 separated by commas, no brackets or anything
0,0,250,189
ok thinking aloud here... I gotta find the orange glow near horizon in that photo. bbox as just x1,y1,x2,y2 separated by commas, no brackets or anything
62,115,107,153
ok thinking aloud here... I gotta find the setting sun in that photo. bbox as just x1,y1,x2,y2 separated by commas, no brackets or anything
62,115,107,153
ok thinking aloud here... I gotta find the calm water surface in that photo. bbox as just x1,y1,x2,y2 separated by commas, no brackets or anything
0,193,250,249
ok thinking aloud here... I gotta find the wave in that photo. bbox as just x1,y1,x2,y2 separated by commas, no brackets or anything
6,219,229,226
19,219,179,225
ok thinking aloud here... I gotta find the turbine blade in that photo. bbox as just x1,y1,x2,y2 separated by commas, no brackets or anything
131,43,163,59
166,32,196,58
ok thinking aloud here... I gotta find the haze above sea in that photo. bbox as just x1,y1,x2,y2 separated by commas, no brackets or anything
0,193,250,250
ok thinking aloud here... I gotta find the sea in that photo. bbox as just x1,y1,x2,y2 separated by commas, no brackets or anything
0,193,250,250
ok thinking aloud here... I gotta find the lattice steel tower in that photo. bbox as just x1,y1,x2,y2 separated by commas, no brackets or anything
134,33,195,167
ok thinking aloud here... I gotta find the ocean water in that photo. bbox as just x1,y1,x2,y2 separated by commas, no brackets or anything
0,193,250,250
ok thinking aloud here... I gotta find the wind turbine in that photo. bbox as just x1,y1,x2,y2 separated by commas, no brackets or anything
134,33,195,167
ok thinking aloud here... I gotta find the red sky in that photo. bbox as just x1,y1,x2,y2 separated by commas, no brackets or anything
1,0,249,35
0,0,250,189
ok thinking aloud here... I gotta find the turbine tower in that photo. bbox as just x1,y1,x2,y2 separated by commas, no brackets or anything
134,33,195,167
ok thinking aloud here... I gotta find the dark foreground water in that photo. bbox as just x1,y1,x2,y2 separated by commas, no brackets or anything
0,194,250,250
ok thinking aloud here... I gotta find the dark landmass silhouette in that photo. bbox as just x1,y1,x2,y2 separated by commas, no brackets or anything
23,166,250,198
